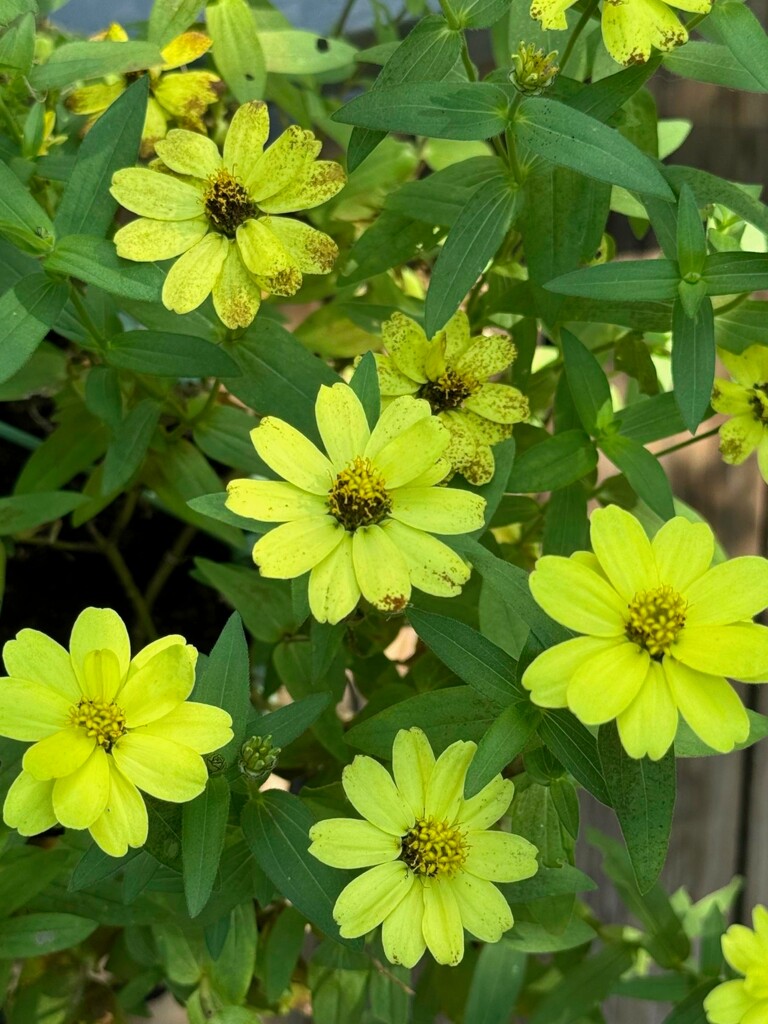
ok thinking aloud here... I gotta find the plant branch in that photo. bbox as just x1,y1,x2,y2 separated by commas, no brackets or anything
87,523,158,642
655,424,719,457
144,523,197,613
558,0,600,74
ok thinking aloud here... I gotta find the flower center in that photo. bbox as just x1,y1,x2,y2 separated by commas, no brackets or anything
750,383,768,423
203,168,257,237
400,816,467,878
418,370,475,413
625,585,687,658
327,456,391,530
69,699,127,751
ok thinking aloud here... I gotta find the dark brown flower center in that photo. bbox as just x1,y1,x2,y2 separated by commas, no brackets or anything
418,370,474,413
203,168,257,237
327,457,391,530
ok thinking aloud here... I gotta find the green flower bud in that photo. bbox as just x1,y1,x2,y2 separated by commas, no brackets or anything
238,735,281,784
510,42,559,96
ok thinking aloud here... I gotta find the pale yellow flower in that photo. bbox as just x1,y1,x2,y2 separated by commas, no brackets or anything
705,906,768,1024
712,345,768,483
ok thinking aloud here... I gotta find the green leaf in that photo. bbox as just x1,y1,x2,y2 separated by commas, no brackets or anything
247,693,332,750
29,41,164,90
708,0,768,92
543,482,588,556
600,433,674,521
182,775,231,918
343,211,442,285
676,184,707,278
715,300,768,352
664,42,766,92
500,863,596,903
675,709,768,757
242,791,362,948
44,237,162,302
0,275,69,385
529,945,635,1024
258,29,356,75
464,941,526,1024
614,392,687,444
333,82,510,141
262,907,308,1005
193,406,268,474
598,721,676,894
508,429,597,491
546,258,679,300
516,97,674,200
0,0,35,28
0,913,97,957
69,843,137,892
560,329,613,436
0,161,55,253
0,848,68,918
102,399,161,495
54,77,148,239
187,492,263,532
14,403,109,494
504,916,597,953
193,613,251,762
148,0,206,46
84,366,123,430
665,165,768,237
425,173,519,336
661,981,719,1023
672,295,715,433
703,251,768,295
194,558,300,643
106,330,239,377
0,489,86,534
346,686,501,758
348,351,380,429
0,10,34,73
538,710,610,805
387,155,504,226
464,702,540,798
408,607,522,706
207,0,266,102
455,0,510,27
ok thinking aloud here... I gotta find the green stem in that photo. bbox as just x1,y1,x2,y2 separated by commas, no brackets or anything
0,94,22,144
438,0,460,29
0,421,41,450
332,0,357,36
558,0,600,74
68,285,105,347
144,524,197,613
87,524,158,642
655,424,719,458
504,94,524,182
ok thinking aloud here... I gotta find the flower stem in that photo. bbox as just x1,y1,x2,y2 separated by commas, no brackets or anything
87,523,158,642
332,0,358,37
655,424,719,457
68,284,105,347
558,0,600,74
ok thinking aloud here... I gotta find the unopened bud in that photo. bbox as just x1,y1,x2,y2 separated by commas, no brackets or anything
238,735,280,784
510,42,559,96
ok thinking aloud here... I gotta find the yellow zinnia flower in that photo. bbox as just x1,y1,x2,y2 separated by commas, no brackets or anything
67,23,220,157
110,101,346,329
522,504,768,759
308,727,538,966
705,906,768,1024
225,383,486,624
0,608,232,857
712,345,768,484
529,0,711,65
376,311,529,485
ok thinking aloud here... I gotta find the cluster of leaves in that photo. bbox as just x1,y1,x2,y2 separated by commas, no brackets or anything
0,0,768,1021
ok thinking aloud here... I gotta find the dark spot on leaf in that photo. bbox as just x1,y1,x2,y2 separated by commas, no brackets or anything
316,37,330,52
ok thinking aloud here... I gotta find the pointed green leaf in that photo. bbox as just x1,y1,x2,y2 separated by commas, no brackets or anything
539,710,611,805
600,433,674,520
182,775,231,918
106,330,239,377
672,295,715,433
349,351,380,429
193,612,251,762
708,0,768,91
29,41,164,90
0,275,69,384
464,702,540,798
676,184,706,278
546,259,680,300
560,329,613,436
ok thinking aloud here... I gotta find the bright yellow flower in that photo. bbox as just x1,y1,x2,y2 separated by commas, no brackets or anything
376,311,529,485
529,0,711,65
110,101,345,329
705,906,768,1024
0,608,232,857
225,383,486,624
522,505,768,759
67,23,220,157
308,727,538,966
712,345,768,484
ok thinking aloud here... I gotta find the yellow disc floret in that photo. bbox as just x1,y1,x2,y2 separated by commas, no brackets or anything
203,168,257,237
625,584,687,658
327,456,392,530
69,699,127,750
400,816,468,878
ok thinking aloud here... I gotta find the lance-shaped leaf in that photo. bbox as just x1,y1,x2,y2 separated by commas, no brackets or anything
206,0,266,103
600,433,675,520
546,259,680,301
672,295,715,433
29,40,163,90
676,184,707,279
0,275,69,384
44,237,161,302
664,165,768,237
664,41,767,92
508,429,597,492
708,0,768,92
560,329,613,436
0,160,55,253
703,252,768,295
515,97,674,200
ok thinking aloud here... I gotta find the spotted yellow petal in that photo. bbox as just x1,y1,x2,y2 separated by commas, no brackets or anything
89,762,148,857
530,0,578,30
152,71,220,128
262,216,339,275
211,241,262,328
223,100,270,176
236,218,302,296
2,770,56,837
67,81,125,116
383,312,429,384
259,160,346,214
308,535,361,624
381,879,426,968
246,124,321,202
160,31,212,70
376,354,420,397
601,0,686,66
719,415,764,465
382,520,470,597
110,167,203,220
226,478,328,522
114,216,208,261
463,382,529,424
155,128,222,178
162,232,228,314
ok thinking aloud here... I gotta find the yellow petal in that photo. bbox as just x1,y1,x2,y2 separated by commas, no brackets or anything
341,754,413,835
383,313,430,384
424,740,476,822
140,96,168,157
223,100,270,174
3,770,56,836
758,435,768,485
449,872,513,942
530,0,577,29
152,71,220,128
315,383,371,471
259,160,346,215
463,382,529,425
704,980,755,1024
719,415,764,465
529,556,626,636
376,354,419,397
245,124,321,202
456,334,516,381
722,924,767,976
711,378,753,416
601,0,686,66
381,879,426,967
458,776,514,831
308,818,400,868
250,416,334,494
3,629,80,702
663,659,749,753
162,232,228,314
672,623,768,680
589,504,657,601
522,636,625,708
70,608,130,695
236,219,302,296
373,417,449,489
80,648,123,703
111,733,207,802
365,395,431,461
118,644,196,728
308,534,361,624
67,81,124,116
160,31,213,70
422,878,464,965
352,525,411,614
686,556,768,626
443,310,472,363
135,702,232,754
334,861,414,939
381,520,470,597
114,216,208,262
441,410,496,485
616,660,678,760
110,167,204,220
262,216,338,275
226,478,327,522
155,128,222,178
392,727,435,820
23,727,96,781
388,486,486,535
253,517,345,578
52,746,110,828
464,831,539,882
651,516,713,592
0,678,70,741
211,243,262,329
567,641,650,725
89,762,148,857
